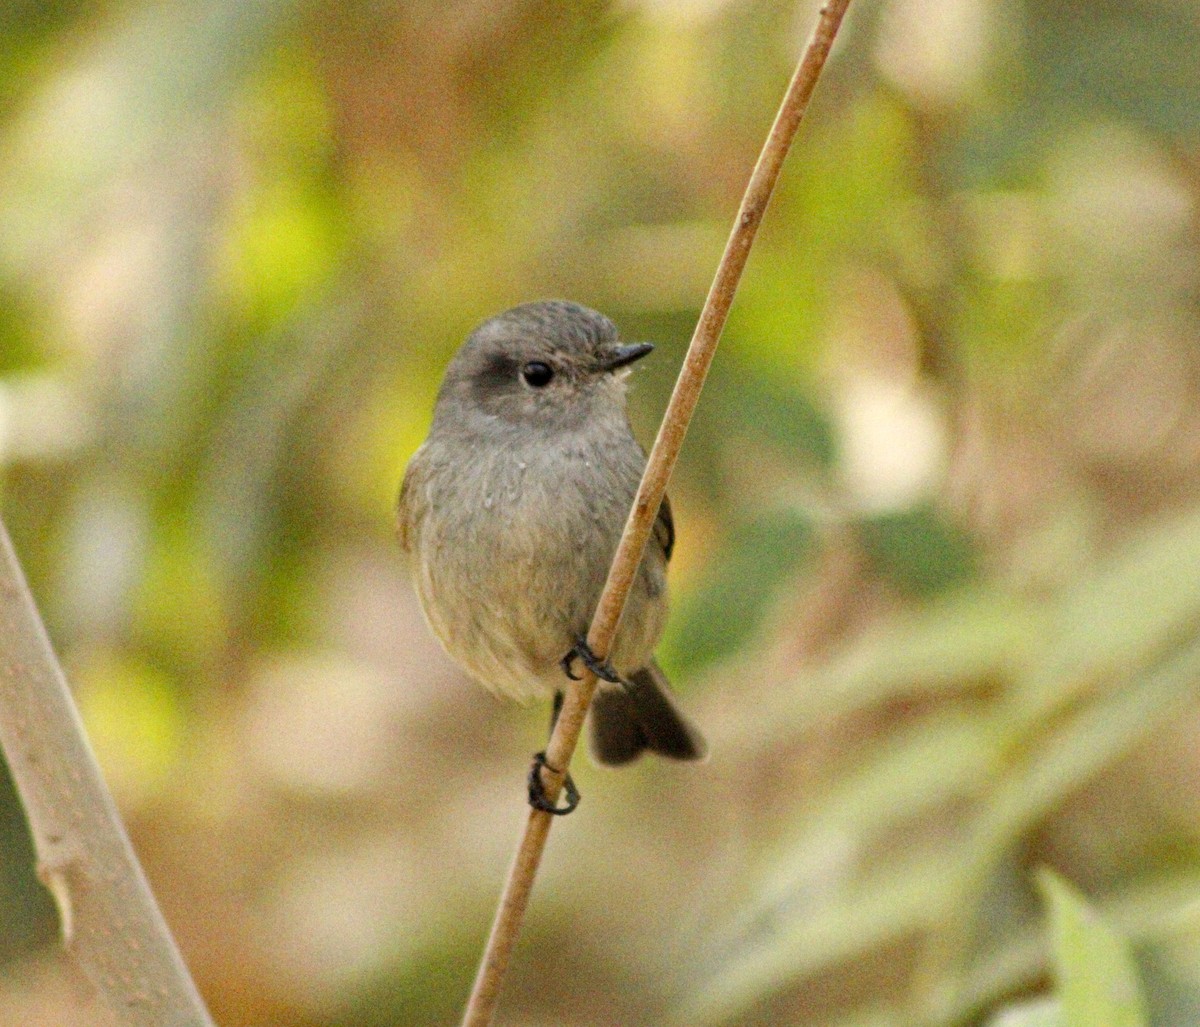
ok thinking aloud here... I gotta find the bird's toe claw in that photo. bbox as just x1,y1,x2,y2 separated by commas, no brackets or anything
527,751,580,815
560,637,621,684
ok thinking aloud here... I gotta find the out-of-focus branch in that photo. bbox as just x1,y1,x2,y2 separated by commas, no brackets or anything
460,3,855,1025
0,517,214,1027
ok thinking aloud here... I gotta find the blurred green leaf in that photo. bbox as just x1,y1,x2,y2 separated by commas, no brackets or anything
856,503,978,597
986,632,1200,845
668,508,816,675
754,589,1032,739
804,712,1001,831
1019,505,1200,725
712,364,837,471
1038,870,1148,1027
957,870,1200,1026
686,849,961,1026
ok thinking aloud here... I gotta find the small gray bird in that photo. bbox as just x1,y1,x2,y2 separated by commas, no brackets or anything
397,300,706,809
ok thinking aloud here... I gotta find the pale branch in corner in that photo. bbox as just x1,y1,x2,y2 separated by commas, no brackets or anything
0,519,215,1027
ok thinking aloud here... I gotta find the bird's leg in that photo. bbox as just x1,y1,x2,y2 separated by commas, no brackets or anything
527,751,580,815
538,640,620,815
560,636,622,684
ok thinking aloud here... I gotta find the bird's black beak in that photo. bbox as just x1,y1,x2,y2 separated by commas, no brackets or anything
596,342,654,373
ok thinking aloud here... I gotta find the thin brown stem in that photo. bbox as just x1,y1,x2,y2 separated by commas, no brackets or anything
460,3,854,1024
0,518,214,1027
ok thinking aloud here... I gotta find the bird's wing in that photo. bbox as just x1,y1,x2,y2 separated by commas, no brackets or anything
654,492,675,563
395,450,424,553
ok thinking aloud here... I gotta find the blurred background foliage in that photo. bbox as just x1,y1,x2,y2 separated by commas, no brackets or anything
2,0,1200,1024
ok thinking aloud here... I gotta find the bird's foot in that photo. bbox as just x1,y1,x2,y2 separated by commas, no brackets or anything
560,637,621,684
527,751,580,815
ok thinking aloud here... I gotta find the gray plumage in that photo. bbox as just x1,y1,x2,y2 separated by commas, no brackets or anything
397,300,705,765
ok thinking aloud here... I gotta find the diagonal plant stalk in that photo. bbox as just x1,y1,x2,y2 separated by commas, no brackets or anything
460,2,855,1024
0,518,215,1027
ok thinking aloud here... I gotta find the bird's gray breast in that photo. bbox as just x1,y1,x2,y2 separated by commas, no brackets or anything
411,421,659,699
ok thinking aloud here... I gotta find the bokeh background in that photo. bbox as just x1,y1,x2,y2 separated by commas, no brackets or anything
2,0,1200,1024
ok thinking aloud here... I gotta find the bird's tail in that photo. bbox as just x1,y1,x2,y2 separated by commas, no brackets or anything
589,660,707,766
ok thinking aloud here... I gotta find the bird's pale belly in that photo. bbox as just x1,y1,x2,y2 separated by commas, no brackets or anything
412,492,666,703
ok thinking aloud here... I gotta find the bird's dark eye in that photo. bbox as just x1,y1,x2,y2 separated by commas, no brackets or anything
521,361,554,387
